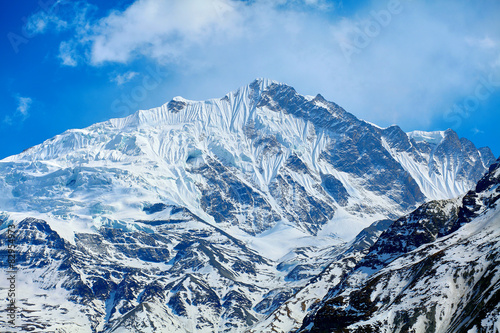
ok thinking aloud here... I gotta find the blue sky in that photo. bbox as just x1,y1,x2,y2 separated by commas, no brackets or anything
1,0,499,159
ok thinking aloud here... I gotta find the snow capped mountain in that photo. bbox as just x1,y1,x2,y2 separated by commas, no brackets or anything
385,127,494,200
0,79,497,332
1,79,494,241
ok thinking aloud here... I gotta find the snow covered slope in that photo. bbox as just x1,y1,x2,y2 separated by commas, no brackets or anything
249,219,392,333
385,127,493,199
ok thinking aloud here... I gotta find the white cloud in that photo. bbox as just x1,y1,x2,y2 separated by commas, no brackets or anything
23,0,500,132
494,55,500,69
58,41,78,66
472,127,485,135
112,71,139,85
465,36,497,49
88,0,241,64
3,115,13,126
25,9,68,36
4,96,32,126
302,0,334,10
24,1,95,42
17,97,32,119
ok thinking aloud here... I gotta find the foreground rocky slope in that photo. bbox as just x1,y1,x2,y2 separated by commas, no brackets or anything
0,207,322,332
300,158,500,332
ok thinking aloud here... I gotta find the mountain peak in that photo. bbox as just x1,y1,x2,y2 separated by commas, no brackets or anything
171,96,190,103
252,77,281,87
407,130,446,145
246,78,283,95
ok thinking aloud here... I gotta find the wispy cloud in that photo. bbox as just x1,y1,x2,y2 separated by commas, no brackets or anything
4,96,33,126
472,127,485,135
25,5,68,36
17,97,32,118
465,36,497,49
58,41,78,66
111,71,139,85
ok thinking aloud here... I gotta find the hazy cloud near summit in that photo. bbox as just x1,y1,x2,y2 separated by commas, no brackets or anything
26,0,500,132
